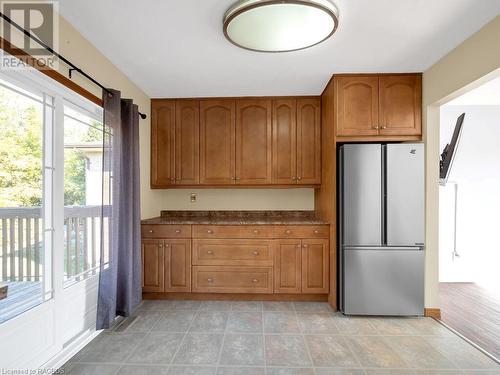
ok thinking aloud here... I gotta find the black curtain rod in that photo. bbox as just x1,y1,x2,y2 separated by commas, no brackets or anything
0,12,147,120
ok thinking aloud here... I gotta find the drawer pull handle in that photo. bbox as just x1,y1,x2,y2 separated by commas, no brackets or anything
285,230,291,234
313,230,319,234
207,250,213,255
253,230,259,234
252,279,258,283
207,278,214,283
252,251,259,256
207,230,213,234
175,229,181,234
148,230,153,233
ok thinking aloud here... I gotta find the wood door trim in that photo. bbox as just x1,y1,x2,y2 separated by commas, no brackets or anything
274,239,302,294
301,239,329,294
297,98,321,184
424,308,441,320
272,99,297,185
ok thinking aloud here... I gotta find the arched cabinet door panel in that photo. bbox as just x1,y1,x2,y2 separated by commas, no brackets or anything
336,76,379,136
379,75,422,136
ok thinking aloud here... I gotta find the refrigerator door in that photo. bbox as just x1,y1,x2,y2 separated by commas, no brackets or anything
386,144,425,246
341,144,382,246
343,246,424,316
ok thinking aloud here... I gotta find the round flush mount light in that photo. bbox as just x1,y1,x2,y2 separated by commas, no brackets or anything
223,0,339,53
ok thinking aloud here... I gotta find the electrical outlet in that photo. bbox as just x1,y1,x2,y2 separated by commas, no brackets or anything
190,193,197,203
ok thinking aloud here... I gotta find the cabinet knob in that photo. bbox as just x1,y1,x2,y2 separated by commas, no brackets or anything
170,177,175,181
252,279,258,283
231,177,236,180
252,251,259,256
207,250,213,254
148,229,154,233
207,278,214,283
159,244,163,248
297,244,301,248
252,229,259,234
285,230,291,234
175,229,181,233
292,177,297,181
372,125,380,130
165,244,170,247
313,230,319,234
207,229,213,234
297,177,302,181
381,125,387,129
303,244,308,248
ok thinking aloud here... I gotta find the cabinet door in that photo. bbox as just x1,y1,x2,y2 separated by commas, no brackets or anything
200,100,235,184
165,239,191,292
235,99,272,184
175,100,199,185
297,99,321,184
272,99,297,184
379,75,422,136
141,239,164,292
274,240,302,294
336,76,379,136
151,100,175,186
301,239,329,294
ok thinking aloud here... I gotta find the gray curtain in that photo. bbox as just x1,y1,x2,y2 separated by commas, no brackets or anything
96,89,142,330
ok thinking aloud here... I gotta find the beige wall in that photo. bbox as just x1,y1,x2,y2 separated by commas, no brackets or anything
423,15,500,307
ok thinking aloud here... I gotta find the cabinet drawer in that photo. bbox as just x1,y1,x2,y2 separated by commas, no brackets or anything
192,225,274,239
192,266,273,293
141,225,191,238
274,225,329,239
192,239,273,266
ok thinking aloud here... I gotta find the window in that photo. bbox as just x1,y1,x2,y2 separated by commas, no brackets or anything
0,67,105,323
63,101,107,285
0,77,54,323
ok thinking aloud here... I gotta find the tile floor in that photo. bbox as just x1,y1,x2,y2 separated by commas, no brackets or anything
63,300,500,375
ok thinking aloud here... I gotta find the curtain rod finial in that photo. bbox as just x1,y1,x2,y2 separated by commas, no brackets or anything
139,112,147,120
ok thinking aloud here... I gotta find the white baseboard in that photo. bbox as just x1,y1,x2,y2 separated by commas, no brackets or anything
41,329,102,370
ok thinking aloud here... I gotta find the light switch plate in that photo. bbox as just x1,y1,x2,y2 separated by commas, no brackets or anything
190,193,196,203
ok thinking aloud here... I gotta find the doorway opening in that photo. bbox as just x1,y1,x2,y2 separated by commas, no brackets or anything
439,76,500,361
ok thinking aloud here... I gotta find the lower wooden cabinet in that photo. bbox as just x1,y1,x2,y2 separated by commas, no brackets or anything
142,224,329,296
192,266,273,293
141,239,164,292
274,238,329,294
301,239,329,294
274,240,302,294
165,239,191,292
141,238,191,293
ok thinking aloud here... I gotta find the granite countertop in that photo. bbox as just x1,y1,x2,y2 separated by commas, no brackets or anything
141,211,329,225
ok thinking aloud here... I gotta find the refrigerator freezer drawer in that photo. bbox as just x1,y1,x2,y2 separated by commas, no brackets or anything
343,247,424,316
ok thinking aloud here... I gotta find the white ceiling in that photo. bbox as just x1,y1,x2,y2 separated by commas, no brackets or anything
446,75,500,106
58,0,500,98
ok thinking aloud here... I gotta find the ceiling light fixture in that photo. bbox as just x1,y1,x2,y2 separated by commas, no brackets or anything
223,0,339,53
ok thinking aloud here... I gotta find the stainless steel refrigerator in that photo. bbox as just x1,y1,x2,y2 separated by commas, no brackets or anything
339,143,425,316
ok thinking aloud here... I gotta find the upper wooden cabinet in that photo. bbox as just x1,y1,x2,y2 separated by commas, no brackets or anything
152,97,321,187
335,74,422,138
272,99,297,184
151,100,175,186
175,101,200,184
336,76,379,137
272,98,321,185
297,99,321,184
235,99,272,184
379,75,422,136
200,100,236,185
151,100,199,187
